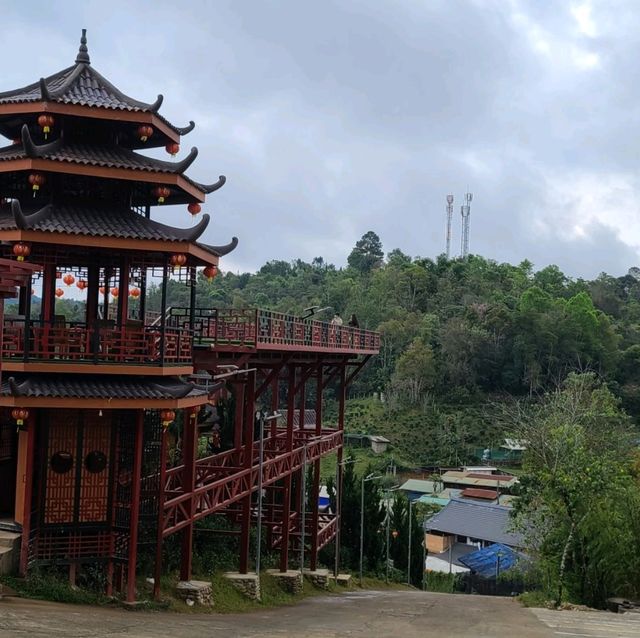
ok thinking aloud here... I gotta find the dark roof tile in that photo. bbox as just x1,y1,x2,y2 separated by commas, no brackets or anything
2,374,207,401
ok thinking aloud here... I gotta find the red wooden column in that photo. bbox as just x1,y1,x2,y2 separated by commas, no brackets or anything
233,381,245,450
126,410,145,603
239,369,256,574
334,364,347,577
117,256,130,326
310,363,323,570
153,422,169,600
18,410,36,576
40,263,56,324
279,364,296,572
267,375,279,549
292,370,306,546
179,407,197,582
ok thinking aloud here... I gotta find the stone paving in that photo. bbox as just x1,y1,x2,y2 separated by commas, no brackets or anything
0,589,555,637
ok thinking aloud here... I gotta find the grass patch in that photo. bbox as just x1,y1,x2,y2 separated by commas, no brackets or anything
0,572,108,606
518,590,552,608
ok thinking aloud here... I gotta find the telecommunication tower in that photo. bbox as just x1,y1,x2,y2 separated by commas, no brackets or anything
460,192,473,257
445,194,454,258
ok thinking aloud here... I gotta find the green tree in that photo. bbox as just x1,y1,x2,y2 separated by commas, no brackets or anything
347,231,384,274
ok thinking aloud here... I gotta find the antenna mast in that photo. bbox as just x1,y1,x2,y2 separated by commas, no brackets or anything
446,194,454,258
460,192,473,257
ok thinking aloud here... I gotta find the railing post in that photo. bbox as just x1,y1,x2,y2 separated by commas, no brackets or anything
159,261,168,365
22,275,32,361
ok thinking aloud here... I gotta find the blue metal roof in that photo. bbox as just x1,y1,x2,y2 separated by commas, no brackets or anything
458,543,518,578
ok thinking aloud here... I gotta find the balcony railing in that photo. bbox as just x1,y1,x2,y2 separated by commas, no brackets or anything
173,307,380,354
2,317,192,366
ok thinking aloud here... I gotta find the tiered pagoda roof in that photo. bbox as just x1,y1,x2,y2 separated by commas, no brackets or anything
0,29,237,265
0,30,194,142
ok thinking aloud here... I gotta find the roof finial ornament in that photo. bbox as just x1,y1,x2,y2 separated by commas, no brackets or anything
75,28,91,65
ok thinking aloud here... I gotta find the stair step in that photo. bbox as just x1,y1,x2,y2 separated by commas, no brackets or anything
0,546,17,575
0,531,21,550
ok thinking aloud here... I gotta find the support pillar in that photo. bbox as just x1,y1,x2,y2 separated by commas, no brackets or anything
310,363,323,570
153,423,168,600
279,364,296,572
239,369,256,574
126,410,144,603
18,411,36,576
179,408,197,582
334,364,347,578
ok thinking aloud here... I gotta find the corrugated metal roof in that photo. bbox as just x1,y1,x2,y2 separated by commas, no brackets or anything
399,479,437,494
424,498,523,547
461,488,499,500
2,374,206,400
442,471,518,489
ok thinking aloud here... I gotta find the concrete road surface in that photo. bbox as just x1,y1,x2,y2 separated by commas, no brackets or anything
532,607,640,637
0,589,554,638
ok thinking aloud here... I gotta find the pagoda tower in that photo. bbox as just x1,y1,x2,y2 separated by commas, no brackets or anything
0,30,235,599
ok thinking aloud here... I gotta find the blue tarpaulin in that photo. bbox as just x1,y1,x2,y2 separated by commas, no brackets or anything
458,543,518,578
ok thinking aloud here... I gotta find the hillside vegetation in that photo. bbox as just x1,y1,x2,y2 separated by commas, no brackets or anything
151,230,640,465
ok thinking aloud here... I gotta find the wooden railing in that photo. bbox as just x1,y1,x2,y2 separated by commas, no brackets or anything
2,317,192,366
174,307,380,354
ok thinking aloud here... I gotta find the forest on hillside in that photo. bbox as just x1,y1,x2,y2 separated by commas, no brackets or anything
147,230,640,464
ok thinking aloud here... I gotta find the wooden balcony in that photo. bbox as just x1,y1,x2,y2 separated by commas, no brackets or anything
177,307,380,355
1,317,193,372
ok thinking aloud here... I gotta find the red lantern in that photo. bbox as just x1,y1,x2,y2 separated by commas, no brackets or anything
63,273,75,287
153,186,171,204
28,172,46,196
137,125,153,142
203,264,218,281
12,242,30,262
37,114,55,139
187,202,201,216
170,253,187,270
165,142,180,156
99,286,105,295
55,288,64,298
110,287,119,298
11,408,29,426
129,287,140,298
160,409,176,429
76,279,87,291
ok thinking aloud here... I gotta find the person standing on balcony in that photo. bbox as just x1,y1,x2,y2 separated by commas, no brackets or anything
348,314,359,328
331,313,343,326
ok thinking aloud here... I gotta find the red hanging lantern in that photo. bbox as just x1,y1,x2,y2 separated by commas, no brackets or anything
11,408,29,426
129,287,140,298
187,203,201,216
12,242,30,262
99,286,106,295
28,172,46,196
110,287,119,298
165,142,180,156
76,279,87,291
160,409,176,429
153,186,171,204
37,114,55,139
170,253,187,270
137,125,153,142
203,264,218,281
63,273,75,287
55,288,64,298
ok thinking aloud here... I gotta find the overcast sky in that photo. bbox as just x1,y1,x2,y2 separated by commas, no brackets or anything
1,0,639,278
